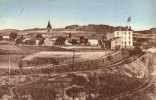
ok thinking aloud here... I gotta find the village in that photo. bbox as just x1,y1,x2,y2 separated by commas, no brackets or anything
0,20,156,68
0,21,156,100
1,21,156,51
1,0,156,99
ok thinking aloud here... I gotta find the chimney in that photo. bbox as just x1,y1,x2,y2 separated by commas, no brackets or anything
129,26,131,30
126,26,128,30
119,27,122,31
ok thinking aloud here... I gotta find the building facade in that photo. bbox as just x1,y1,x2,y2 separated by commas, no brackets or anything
110,37,122,50
114,28,133,48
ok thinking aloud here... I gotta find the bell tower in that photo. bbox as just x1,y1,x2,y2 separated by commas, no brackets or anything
47,20,52,36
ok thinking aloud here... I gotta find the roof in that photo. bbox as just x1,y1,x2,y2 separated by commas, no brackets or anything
67,36,80,40
108,37,121,41
113,26,133,31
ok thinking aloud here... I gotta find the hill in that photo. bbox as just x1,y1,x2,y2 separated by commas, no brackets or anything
0,25,156,38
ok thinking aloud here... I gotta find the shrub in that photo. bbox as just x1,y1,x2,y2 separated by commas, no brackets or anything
107,55,112,61
66,85,84,99
129,46,145,56
67,74,89,86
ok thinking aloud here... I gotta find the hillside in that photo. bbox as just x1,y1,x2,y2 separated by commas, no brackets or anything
65,24,132,33
0,29,21,35
0,24,131,35
0,53,155,100
0,25,155,39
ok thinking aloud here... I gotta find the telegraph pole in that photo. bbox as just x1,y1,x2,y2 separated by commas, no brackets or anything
73,50,75,63
8,55,11,76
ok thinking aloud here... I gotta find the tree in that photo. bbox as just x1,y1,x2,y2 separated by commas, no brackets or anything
18,61,23,82
69,33,72,38
55,36,66,45
66,86,84,100
15,35,23,44
129,46,144,56
107,55,112,61
100,33,107,49
79,36,88,45
9,32,17,40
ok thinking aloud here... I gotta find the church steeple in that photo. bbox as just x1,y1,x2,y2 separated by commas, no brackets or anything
47,20,52,36
47,20,52,29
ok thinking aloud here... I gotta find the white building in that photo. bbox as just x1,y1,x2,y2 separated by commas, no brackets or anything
110,37,122,50
88,39,99,46
2,35,9,39
113,27,133,48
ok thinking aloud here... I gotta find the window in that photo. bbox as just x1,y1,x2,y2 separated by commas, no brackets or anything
115,41,117,44
122,41,123,44
125,32,126,35
129,41,131,44
129,36,130,39
129,32,131,35
117,32,119,35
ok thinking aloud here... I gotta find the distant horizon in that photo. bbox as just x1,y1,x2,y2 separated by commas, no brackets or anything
0,23,155,31
0,0,156,31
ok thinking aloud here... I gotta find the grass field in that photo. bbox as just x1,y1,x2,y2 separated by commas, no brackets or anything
17,45,72,54
22,50,112,67
0,40,112,69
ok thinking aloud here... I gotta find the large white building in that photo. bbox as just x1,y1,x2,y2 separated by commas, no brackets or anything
113,27,133,48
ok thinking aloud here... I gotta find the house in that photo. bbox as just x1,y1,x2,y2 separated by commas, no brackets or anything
1,32,17,40
67,36,80,45
65,40,72,45
44,38,56,45
106,32,114,40
23,38,35,45
113,26,133,48
110,37,122,50
2,35,9,39
88,39,99,46
104,37,122,50
33,34,45,45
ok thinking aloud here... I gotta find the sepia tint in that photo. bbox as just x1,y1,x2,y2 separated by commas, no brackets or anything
0,0,156,100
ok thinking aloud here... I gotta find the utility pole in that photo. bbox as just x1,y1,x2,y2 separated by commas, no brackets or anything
8,55,11,76
73,50,75,63
72,50,75,71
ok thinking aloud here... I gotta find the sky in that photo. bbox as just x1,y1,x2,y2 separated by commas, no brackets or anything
0,0,156,31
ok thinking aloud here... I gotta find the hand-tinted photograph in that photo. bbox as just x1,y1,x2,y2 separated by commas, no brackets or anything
0,0,156,100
